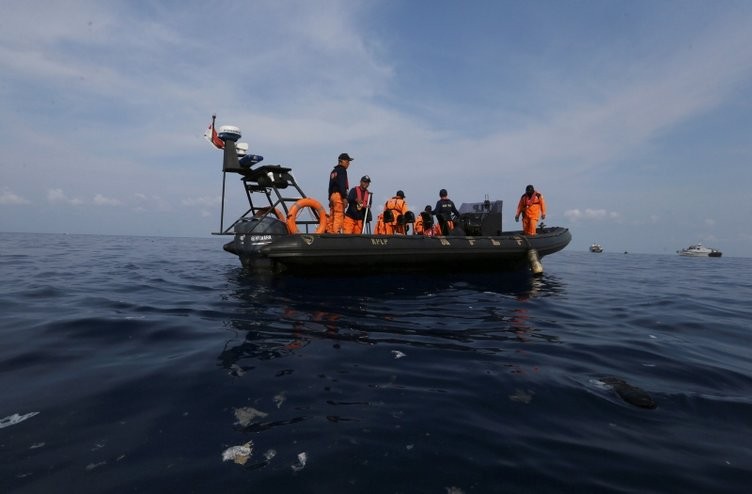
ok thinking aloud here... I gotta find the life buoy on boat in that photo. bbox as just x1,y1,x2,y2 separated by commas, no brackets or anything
286,198,328,234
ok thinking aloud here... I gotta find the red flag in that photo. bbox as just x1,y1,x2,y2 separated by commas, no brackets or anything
203,118,225,149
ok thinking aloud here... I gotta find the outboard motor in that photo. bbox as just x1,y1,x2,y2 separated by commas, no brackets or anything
224,213,289,257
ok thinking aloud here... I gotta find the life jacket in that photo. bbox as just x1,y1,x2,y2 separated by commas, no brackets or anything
522,192,542,209
354,186,370,207
384,197,406,225
420,211,433,228
415,212,434,235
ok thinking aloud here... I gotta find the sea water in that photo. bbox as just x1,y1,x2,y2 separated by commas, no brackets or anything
1,232,750,493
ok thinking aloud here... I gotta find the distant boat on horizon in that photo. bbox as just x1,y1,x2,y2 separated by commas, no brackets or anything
589,243,603,253
677,243,722,257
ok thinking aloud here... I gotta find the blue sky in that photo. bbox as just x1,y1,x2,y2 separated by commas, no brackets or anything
1,0,751,256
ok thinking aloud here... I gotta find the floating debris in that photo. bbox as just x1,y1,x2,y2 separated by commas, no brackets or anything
509,388,535,404
274,392,286,409
391,350,407,359
0,412,39,429
222,441,254,465
86,461,107,471
30,442,46,449
600,377,657,409
229,364,246,376
291,452,307,471
263,449,277,461
234,407,268,427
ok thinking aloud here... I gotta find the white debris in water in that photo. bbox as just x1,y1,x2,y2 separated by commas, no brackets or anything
30,442,45,449
509,389,535,404
590,378,610,390
222,441,254,465
274,392,286,408
291,452,307,471
86,461,107,471
234,407,268,427
391,350,407,359
229,364,245,376
263,449,277,461
0,412,39,429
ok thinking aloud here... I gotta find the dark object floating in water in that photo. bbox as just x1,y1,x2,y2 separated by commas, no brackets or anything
601,377,657,409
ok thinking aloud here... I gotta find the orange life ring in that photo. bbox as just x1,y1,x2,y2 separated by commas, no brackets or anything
286,198,327,234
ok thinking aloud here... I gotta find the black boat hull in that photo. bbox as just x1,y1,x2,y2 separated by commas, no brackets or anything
225,226,571,274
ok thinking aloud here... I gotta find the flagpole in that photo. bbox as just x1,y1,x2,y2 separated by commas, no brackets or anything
212,114,228,233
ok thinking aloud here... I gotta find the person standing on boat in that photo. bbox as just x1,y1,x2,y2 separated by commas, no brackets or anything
327,153,353,233
343,175,372,234
434,189,460,235
383,190,410,235
515,184,546,236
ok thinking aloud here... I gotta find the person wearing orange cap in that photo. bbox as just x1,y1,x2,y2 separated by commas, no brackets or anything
382,190,410,235
326,153,353,233
515,184,546,235
343,175,372,234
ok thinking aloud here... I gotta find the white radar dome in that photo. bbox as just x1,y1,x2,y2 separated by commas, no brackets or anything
218,125,241,142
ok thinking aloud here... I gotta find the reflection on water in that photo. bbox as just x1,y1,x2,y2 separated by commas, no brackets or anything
218,270,567,373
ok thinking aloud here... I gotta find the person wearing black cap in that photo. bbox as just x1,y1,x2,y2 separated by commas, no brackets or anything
515,184,546,235
382,190,410,235
327,153,353,233
434,189,460,235
343,175,372,234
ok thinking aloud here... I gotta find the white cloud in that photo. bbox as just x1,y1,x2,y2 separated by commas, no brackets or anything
47,188,84,205
93,194,121,206
132,193,173,212
0,188,30,205
181,195,220,208
564,208,620,222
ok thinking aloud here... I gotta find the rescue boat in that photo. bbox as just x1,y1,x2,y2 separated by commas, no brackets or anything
209,118,571,274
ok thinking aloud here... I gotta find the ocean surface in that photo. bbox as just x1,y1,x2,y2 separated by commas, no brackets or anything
1,232,751,493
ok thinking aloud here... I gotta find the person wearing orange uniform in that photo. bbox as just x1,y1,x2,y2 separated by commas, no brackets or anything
515,184,546,236
343,175,372,234
414,205,440,236
326,153,352,233
383,190,410,235
374,212,387,234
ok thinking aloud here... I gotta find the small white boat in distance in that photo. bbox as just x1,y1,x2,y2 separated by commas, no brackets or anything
677,243,722,257
589,243,603,253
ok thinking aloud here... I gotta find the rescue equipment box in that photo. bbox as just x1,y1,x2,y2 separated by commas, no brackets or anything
458,200,503,236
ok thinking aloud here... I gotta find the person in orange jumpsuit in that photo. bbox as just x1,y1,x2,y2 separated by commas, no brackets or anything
326,153,352,233
383,190,410,235
374,212,387,234
515,184,546,236
343,175,372,234
414,205,440,236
